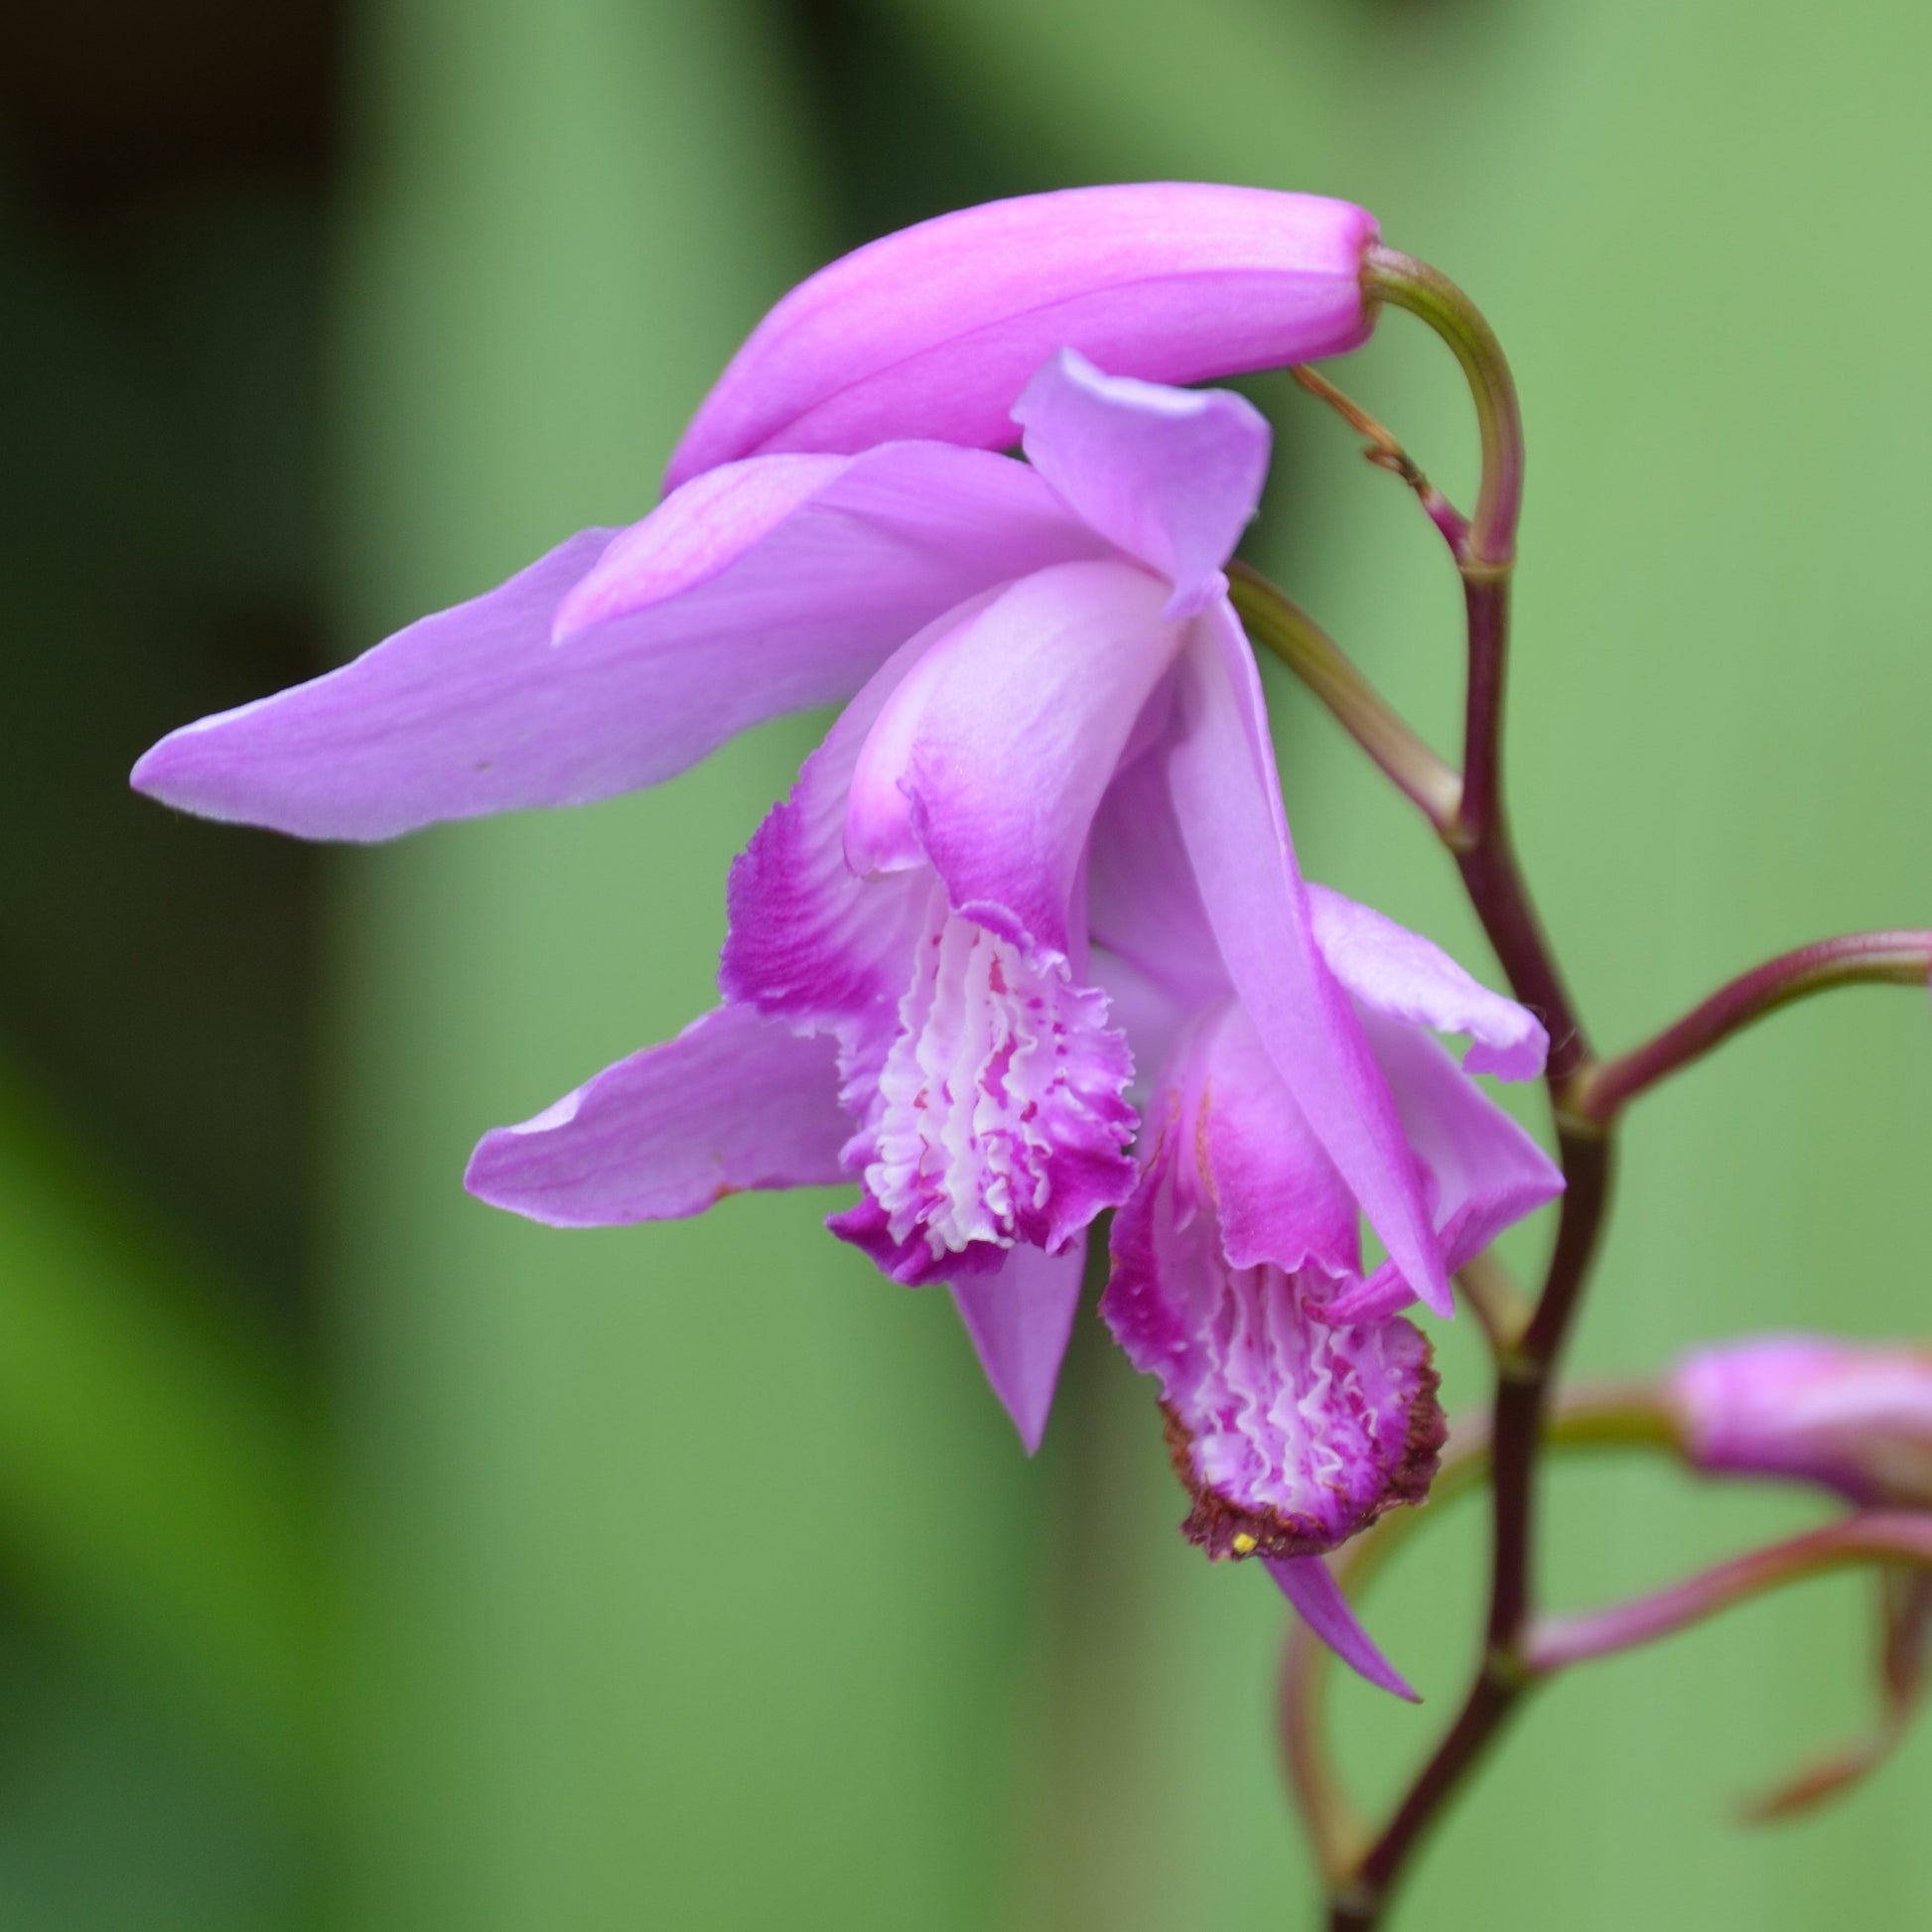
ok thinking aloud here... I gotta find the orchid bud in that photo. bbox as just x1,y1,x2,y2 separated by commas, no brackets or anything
1671,1335,1932,1507
664,183,1380,489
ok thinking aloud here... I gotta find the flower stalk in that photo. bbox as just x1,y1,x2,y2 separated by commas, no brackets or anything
1262,250,1620,1929
1267,245,1932,1929
1570,931,1932,1124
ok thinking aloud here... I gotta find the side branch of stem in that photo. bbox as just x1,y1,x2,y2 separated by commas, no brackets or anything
1528,1514,1932,1673
1572,931,1932,1123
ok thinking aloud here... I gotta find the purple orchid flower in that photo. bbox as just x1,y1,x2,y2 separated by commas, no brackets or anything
132,345,1559,1692
1672,1334,1932,1507
664,182,1381,489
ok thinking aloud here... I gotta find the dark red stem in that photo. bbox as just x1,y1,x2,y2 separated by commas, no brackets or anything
1573,931,1932,1123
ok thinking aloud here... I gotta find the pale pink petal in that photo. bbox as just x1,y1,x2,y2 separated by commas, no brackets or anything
1266,1556,1420,1702
1328,1013,1565,1323
1309,885,1548,1080
665,183,1379,487
1013,349,1271,619
133,445,1100,842
1165,606,1449,1313
1084,732,1229,1017
950,1235,1088,1454
846,560,1184,963
464,1005,847,1227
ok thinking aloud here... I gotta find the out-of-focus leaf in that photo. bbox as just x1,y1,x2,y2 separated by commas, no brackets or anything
0,1058,319,1789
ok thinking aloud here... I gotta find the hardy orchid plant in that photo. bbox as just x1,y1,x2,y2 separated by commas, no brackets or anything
132,182,1932,1927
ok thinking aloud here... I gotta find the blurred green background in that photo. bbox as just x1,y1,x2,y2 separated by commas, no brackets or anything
3,0,1930,1925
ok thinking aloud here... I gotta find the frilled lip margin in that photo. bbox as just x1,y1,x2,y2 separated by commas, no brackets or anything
1159,1357,1449,1564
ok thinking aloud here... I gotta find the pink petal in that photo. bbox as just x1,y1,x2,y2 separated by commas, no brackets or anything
464,1005,848,1226
1266,1556,1420,1702
1014,349,1271,619
827,888,1137,1286
1191,1003,1360,1281
1083,722,1226,1010
1309,885,1548,1080
132,444,1099,842
1327,1013,1565,1323
950,1235,1088,1454
664,183,1379,487
846,560,1184,963
1164,606,1449,1313
1102,1041,1444,1561
726,623,1138,1290
721,625,945,1052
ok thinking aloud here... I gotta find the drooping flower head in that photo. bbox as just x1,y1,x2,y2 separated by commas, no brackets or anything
131,185,1559,1691
664,183,1382,486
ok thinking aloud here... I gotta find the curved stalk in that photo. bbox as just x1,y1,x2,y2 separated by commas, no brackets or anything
1527,1513,1932,1672
1570,931,1932,1123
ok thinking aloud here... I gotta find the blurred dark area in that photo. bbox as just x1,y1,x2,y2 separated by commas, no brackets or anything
0,0,343,1331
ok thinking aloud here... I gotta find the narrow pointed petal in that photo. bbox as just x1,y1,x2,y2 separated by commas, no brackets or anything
1328,1014,1565,1323
1266,1556,1420,1702
665,184,1379,487
1165,606,1449,1313
1014,349,1271,618
950,1235,1088,1453
464,1005,848,1227
846,560,1183,963
133,444,1098,842
1309,885,1548,1080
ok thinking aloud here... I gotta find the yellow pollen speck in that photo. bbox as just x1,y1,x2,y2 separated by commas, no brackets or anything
1231,1533,1258,1555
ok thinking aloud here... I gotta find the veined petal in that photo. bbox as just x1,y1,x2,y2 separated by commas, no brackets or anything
665,183,1380,486
1165,604,1449,1313
846,560,1184,964
722,610,1139,1286
464,1005,847,1227
829,887,1137,1286
132,444,1100,842
1014,349,1271,619
720,621,950,1051
1328,1013,1565,1323
951,1235,1088,1454
1310,885,1548,1080
1103,1042,1445,1563
1266,1556,1420,1702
